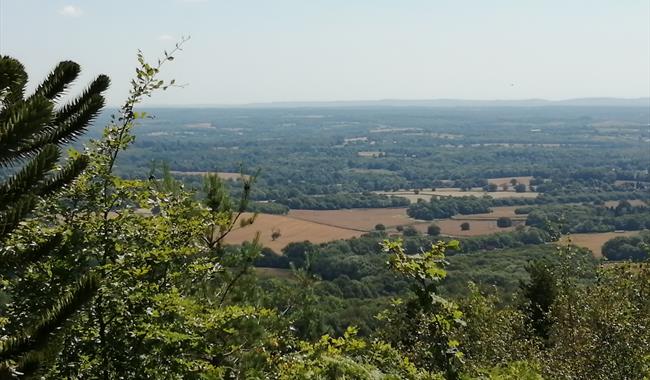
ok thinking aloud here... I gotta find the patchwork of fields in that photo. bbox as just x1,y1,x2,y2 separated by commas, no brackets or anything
225,205,527,252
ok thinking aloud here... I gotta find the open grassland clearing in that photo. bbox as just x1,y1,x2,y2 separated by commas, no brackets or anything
560,231,641,258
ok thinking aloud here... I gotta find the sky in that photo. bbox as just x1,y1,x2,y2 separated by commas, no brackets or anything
1,0,649,106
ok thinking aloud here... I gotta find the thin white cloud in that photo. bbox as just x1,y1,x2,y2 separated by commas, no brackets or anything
158,34,175,42
59,5,83,17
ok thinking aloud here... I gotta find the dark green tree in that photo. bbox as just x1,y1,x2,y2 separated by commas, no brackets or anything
427,223,441,236
515,184,527,193
497,217,513,228
519,260,556,341
0,56,108,375
0,56,108,236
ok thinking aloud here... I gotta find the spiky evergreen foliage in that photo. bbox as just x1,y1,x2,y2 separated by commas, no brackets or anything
0,56,109,236
0,56,108,376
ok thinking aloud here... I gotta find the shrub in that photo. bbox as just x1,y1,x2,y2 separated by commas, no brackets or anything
427,223,441,236
497,217,513,228
402,226,419,236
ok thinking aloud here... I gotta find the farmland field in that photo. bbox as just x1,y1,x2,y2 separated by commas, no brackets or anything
224,213,365,252
226,206,529,250
288,207,415,230
560,231,641,258
487,176,533,187
376,188,538,202
432,219,522,236
451,206,527,220
603,199,647,207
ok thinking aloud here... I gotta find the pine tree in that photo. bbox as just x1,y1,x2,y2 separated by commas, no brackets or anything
0,56,108,376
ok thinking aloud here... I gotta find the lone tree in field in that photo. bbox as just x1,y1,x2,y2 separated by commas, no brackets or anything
0,56,108,374
427,223,441,236
496,217,513,228
271,228,282,241
460,222,470,231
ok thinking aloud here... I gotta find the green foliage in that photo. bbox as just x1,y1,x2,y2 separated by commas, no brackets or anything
470,361,543,380
525,203,650,233
427,223,441,236
280,192,410,210
276,327,442,379
458,284,538,375
602,231,650,261
0,55,108,375
537,247,650,379
407,196,492,220
379,239,465,379
403,225,420,237
496,217,513,228
519,261,557,341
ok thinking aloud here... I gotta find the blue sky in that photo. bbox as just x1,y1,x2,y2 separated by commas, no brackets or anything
1,0,648,106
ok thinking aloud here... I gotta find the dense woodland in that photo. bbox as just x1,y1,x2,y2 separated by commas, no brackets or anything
0,48,649,380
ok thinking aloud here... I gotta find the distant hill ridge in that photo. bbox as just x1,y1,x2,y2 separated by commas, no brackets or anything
239,97,650,108
146,97,650,108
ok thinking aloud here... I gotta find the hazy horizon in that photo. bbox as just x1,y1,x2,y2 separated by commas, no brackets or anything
1,0,649,107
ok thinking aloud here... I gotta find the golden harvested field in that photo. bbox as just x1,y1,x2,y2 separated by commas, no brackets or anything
560,231,641,258
226,205,532,251
224,213,364,252
431,219,522,236
357,151,384,157
487,176,533,186
376,188,538,202
288,208,415,230
452,206,527,221
603,199,647,207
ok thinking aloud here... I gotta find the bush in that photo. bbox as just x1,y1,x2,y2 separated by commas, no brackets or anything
602,234,650,261
402,226,419,236
497,217,513,228
375,224,386,231
461,222,470,231
427,223,441,236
